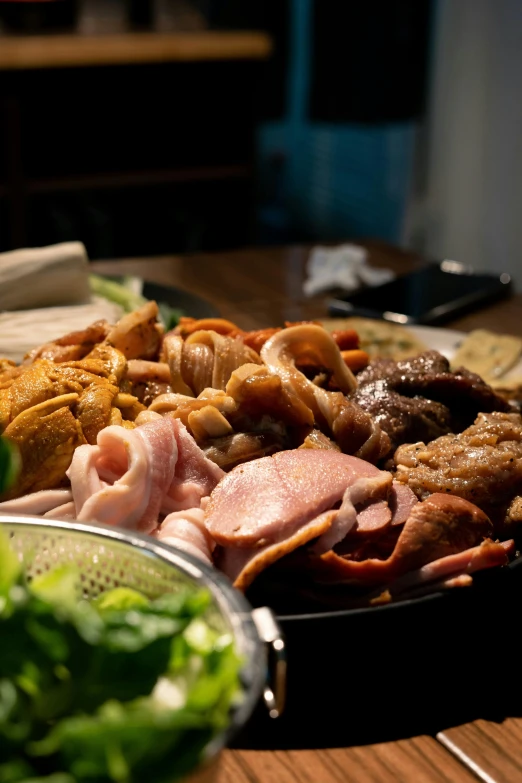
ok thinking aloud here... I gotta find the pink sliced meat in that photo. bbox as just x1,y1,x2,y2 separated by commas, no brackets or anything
70,417,179,533
354,501,391,532
44,502,77,521
205,449,389,548
310,474,392,554
67,444,105,511
0,488,73,516
163,419,225,511
66,417,223,535
389,481,419,525
156,507,215,564
313,493,497,585
341,480,419,544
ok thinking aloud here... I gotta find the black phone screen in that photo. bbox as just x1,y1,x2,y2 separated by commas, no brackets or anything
328,264,512,325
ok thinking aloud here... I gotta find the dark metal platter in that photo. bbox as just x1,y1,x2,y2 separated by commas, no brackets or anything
233,552,522,750
122,282,521,746
140,280,220,321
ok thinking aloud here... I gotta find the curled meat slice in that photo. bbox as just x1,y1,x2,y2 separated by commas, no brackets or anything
157,507,215,564
161,419,225,512
375,539,514,600
185,330,263,393
205,449,402,590
149,389,237,427
261,324,357,406
68,417,179,533
226,363,313,427
162,334,195,396
217,477,410,591
260,325,389,463
313,494,496,585
66,417,224,534
314,390,390,463
217,511,336,591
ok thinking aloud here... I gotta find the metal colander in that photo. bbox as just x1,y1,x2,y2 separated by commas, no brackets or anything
0,514,286,769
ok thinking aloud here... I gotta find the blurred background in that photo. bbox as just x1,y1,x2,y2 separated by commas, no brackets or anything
0,0,520,283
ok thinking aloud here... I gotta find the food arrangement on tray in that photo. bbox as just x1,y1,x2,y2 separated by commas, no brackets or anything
2,278,522,619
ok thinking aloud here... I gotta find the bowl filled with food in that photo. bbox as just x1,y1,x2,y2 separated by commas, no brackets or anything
0,513,285,782
1,267,521,750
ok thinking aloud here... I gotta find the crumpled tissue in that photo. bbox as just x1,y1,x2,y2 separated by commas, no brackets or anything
303,243,396,297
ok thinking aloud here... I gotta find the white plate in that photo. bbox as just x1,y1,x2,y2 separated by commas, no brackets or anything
407,325,465,362
408,324,522,384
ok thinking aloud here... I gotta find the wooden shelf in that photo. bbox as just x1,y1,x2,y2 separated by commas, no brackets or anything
27,164,252,194
0,30,272,71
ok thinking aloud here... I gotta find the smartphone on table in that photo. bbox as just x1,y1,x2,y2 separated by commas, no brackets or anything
327,261,512,326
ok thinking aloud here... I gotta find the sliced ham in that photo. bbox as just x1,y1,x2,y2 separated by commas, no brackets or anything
389,481,419,526
312,494,498,585
217,510,336,591
310,474,392,554
205,449,391,548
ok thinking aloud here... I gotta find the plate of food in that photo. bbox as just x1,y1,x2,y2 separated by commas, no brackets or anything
1,297,521,746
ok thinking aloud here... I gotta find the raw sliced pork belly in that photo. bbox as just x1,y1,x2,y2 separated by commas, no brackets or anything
66,417,224,534
157,507,215,564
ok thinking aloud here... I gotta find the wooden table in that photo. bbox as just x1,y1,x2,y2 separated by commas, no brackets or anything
92,241,522,783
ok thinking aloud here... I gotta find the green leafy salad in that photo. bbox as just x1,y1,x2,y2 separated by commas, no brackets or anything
0,528,242,783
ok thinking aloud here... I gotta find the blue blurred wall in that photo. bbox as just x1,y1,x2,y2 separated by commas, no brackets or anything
256,0,419,245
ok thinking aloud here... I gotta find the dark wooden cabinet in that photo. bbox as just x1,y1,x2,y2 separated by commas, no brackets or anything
0,30,271,258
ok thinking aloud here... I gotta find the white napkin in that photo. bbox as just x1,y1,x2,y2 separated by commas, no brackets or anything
303,243,396,297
